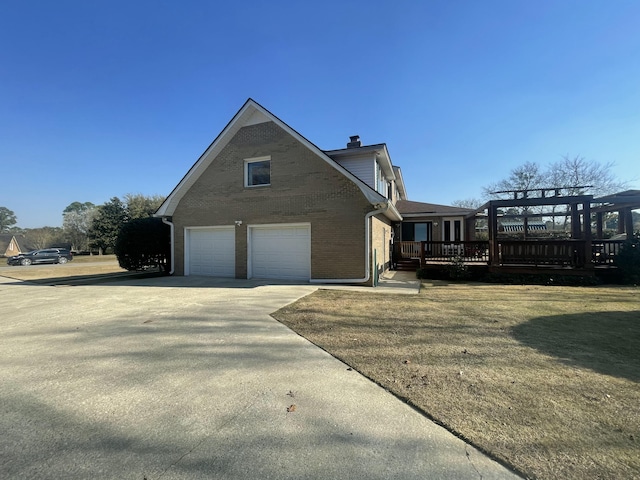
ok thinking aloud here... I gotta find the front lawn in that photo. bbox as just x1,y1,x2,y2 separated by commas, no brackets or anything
272,282,640,480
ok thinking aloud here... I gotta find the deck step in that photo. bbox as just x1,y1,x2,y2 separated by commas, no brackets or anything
395,259,420,271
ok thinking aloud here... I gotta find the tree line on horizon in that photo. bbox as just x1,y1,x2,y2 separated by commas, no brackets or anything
0,194,165,254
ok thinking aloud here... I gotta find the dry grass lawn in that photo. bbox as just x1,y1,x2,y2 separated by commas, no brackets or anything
0,254,126,282
272,281,640,480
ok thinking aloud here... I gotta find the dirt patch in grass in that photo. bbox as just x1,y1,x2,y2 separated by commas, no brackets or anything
272,282,640,480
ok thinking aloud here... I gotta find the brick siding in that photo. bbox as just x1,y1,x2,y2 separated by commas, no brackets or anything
172,121,375,279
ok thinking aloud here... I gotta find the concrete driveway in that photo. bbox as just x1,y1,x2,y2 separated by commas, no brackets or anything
0,275,520,480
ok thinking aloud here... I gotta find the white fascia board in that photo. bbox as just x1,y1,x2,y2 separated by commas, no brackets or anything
377,145,395,180
155,99,389,216
393,166,408,200
155,100,258,217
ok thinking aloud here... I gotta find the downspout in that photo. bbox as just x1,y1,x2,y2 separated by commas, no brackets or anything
161,217,175,275
310,202,389,285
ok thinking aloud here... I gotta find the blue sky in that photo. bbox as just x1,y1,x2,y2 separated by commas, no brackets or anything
2,1,639,228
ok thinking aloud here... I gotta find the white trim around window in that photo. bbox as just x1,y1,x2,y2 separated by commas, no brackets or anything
244,156,271,187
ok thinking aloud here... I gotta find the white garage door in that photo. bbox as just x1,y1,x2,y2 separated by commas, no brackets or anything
250,225,310,280
188,227,235,277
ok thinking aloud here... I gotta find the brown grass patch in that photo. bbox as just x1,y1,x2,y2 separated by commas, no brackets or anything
0,255,126,281
272,282,640,480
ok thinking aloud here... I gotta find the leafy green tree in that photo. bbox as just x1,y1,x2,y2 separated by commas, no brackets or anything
63,202,96,252
89,197,128,254
115,217,170,272
125,193,165,220
0,207,17,233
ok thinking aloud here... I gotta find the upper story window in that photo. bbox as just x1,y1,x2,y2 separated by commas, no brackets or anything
376,161,387,196
245,156,271,187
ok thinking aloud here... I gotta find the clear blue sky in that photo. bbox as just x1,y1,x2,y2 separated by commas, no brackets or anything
2,1,639,228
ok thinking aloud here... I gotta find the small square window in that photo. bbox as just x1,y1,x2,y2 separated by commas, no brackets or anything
245,157,271,187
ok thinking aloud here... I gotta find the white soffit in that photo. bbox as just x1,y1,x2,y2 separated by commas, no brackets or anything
245,109,271,126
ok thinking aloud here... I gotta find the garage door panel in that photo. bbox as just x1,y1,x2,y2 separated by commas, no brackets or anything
250,226,310,280
189,228,235,277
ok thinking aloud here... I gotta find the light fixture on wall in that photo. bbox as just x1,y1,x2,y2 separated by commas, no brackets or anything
433,221,439,227
235,220,243,227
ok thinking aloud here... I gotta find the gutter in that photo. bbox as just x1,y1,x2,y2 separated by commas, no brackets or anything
310,201,390,285
161,217,175,275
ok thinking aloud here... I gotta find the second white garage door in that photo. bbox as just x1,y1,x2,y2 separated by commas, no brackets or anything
250,225,310,280
188,227,235,277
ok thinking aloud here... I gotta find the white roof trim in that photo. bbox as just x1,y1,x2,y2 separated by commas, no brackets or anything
155,99,386,217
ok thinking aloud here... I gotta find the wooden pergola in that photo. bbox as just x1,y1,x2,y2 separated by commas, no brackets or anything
473,189,592,267
591,190,640,239
393,188,638,272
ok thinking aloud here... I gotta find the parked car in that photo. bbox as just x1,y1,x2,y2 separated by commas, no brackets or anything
6,248,74,266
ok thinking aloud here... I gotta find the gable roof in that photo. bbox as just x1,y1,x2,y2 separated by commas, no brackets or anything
0,234,29,254
395,200,473,217
155,99,401,220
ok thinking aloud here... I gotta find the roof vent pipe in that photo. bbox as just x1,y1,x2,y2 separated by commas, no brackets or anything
347,135,361,148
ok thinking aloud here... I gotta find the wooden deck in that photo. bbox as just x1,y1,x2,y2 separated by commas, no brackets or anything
394,240,625,272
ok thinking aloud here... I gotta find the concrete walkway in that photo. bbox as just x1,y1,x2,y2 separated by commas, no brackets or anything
317,270,421,294
0,275,519,479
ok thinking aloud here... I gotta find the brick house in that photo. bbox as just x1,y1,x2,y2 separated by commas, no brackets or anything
0,234,29,258
155,99,465,285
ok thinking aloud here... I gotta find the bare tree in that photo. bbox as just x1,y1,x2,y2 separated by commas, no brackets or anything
481,156,628,232
483,161,544,199
451,198,484,209
23,227,65,249
63,202,97,252
547,155,628,229
547,155,628,197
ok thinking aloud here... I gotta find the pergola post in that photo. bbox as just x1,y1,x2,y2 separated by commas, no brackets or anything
465,216,475,241
488,205,499,265
571,204,581,239
618,210,625,234
583,201,592,268
596,212,604,239
625,208,634,240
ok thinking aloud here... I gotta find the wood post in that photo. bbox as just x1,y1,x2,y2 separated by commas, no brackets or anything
488,206,499,265
596,212,603,239
625,208,634,240
618,210,625,234
583,201,592,269
571,204,581,239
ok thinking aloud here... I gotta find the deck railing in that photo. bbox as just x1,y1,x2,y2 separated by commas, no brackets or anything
395,239,625,267
395,241,490,264
591,240,625,265
497,240,585,267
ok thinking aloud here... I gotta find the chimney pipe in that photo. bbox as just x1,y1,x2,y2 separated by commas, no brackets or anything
347,135,361,148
